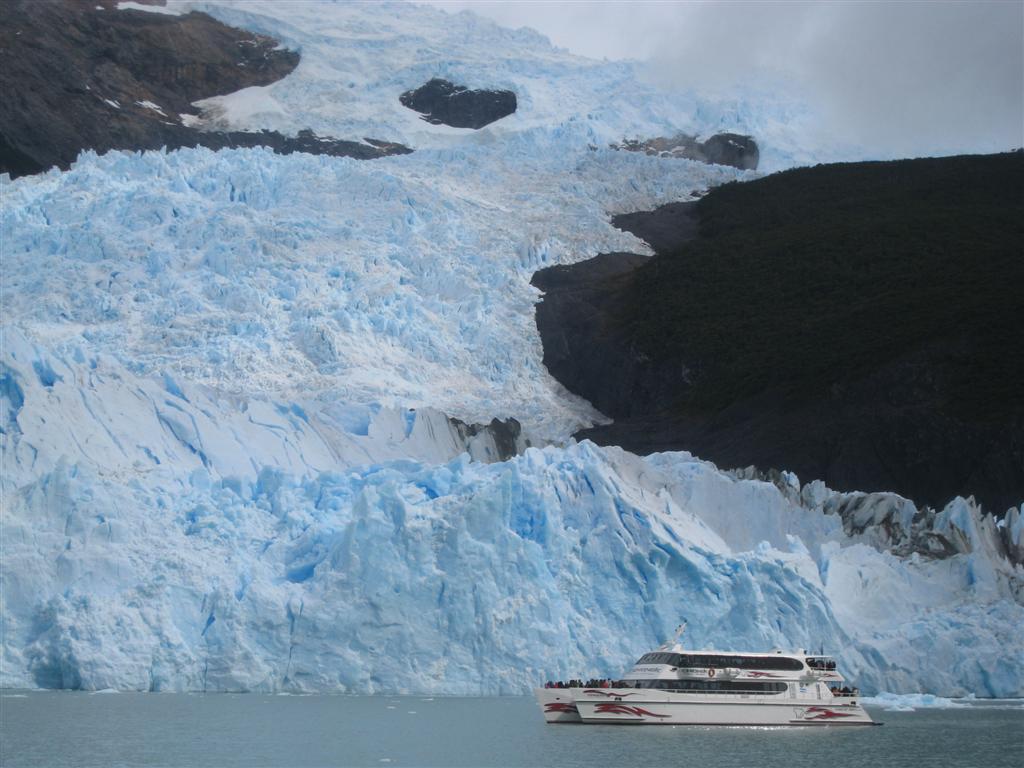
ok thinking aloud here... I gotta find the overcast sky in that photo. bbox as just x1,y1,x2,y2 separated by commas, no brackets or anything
428,1,1024,158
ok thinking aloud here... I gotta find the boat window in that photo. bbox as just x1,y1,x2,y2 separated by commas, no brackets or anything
634,653,804,671
622,679,788,694
636,653,681,665
806,657,837,671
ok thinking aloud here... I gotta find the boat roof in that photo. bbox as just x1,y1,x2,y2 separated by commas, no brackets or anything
656,645,834,658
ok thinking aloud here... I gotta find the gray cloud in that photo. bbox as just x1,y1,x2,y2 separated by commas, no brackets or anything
427,1,1023,158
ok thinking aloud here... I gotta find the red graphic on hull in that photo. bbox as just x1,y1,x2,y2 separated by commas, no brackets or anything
803,706,856,720
583,689,639,698
594,703,670,718
544,703,578,713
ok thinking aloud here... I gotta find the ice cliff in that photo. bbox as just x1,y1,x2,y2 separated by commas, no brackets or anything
1,0,1021,696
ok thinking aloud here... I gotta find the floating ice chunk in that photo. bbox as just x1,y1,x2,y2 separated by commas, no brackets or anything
862,692,964,710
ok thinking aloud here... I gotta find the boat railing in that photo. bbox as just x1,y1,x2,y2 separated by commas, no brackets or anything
829,686,860,698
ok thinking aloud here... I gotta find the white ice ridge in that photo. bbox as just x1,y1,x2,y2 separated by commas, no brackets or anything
0,329,534,491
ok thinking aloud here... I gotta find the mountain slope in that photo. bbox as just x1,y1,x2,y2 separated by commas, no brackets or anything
0,0,413,177
536,152,1024,512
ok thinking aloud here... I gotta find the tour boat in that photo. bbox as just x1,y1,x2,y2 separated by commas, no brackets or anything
535,629,877,726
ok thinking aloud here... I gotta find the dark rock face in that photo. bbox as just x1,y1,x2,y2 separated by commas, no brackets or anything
533,152,1024,513
701,133,760,170
533,252,657,420
532,205,702,422
399,78,516,129
449,416,528,462
162,128,412,162
0,0,409,177
610,202,701,256
613,132,759,171
574,347,1024,514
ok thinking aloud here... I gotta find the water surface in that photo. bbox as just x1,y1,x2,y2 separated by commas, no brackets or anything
2,692,1021,767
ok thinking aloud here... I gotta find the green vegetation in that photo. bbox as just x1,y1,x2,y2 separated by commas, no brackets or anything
624,152,1024,416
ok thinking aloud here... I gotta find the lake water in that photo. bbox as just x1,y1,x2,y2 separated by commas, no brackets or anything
1,692,1021,768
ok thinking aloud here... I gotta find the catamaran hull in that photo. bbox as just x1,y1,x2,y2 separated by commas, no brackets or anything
534,689,582,723
539,689,876,726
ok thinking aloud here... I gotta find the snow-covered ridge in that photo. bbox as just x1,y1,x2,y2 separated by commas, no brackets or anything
154,0,824,170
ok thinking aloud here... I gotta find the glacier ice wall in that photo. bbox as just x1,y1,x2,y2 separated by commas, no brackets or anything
2,335,1021,695
2,0,1021,697
3,422,1020,695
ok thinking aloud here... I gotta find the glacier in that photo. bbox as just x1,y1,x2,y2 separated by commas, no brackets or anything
2,0,1022,696
2,331,1020,695
1,139,745,440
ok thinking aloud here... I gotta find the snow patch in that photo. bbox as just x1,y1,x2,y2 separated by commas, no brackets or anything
136,100,168,117
194,86,288,129
116,1,183,16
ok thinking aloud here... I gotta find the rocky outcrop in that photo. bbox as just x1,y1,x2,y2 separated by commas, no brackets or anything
0,0,409,177
151,128,412,162
399,78,516,129
613,132,759,170
532,252,665,419
609,201,702,256
731,466,1024,566
533,152,1024,513
448,416,531,463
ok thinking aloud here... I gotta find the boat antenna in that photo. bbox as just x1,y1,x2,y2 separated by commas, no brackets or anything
673,621,687,643
658,620,688,651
